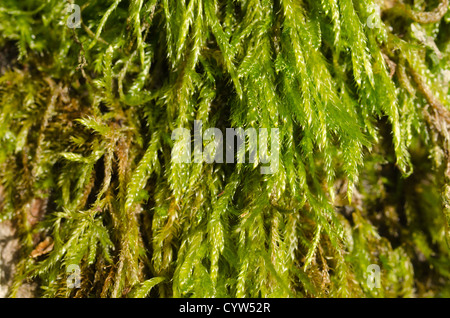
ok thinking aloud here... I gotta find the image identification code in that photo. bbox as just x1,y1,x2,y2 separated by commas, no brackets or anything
179,302,271,315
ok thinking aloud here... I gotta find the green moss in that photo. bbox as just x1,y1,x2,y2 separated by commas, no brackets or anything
0,0,449,297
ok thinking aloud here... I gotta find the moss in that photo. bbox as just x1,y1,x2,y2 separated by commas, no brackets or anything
0,0,449,297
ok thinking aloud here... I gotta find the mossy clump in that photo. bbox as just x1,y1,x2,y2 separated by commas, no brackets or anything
0,0,449,297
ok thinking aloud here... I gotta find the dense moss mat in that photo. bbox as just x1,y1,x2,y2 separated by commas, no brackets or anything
0,0,449,297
